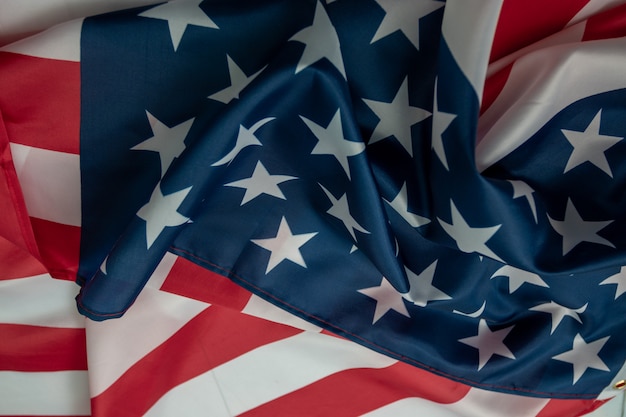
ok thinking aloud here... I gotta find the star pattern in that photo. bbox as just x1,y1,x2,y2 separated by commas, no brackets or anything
402,260,451,307
319,184,369,241
300,110,365,180
212,118,275,166
77,0,626,397
530,301,586,335
431,79,457,170
290,1,345,78
490,265,549,294
600,266,626,300
547,198,615,256
131,112,194,177
438,200,503,262
384,183,430,227
458,319,516,371
363,77,431,156
208,55,265,104
225,161,297,205
552,334,611,384
139,0,219,51
251,217,318,274
371,0,445,50
358,277,411,324
509,180,538,223
561,109,623,177
136,183,192,249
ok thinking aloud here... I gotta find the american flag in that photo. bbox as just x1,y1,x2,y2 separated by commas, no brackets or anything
1,0,626,415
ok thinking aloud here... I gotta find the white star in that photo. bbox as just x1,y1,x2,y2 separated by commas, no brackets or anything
530,301,587,335
319,184,369,241
131,111,194,177
212,118,274,166
300,109,365,180
208,55,264,104
490,265,549,294
100,256,108,275
459,319,515,371
561,110,623,177
225,161,297,205
371,0,444,50
553,334,611,384
137,183,192,249
251,217,317,274
431,79,457,170
358,276,411,324
600,266,626,300
453,301,486,318
548,198,615,256
402,260,451,307
363,77,431,156
437,200,503,262
384,182,430,227
290,1,345,78
139,0,219,51
509,180,537,224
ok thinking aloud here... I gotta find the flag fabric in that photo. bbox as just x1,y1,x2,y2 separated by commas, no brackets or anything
2,0,626,416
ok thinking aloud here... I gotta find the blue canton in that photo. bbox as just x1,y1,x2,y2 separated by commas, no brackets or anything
76,0,626,397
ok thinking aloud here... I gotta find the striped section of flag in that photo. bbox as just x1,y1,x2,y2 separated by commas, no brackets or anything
0,1,622,416
0,273,89,416
83,254,607,417
479,2,626,169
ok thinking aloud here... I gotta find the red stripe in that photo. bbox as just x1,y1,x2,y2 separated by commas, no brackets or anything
0,236,46,280
30,217,80,281
490,0,588,62
161,255,252,310
91,305,302,417
0,52,80,155
480,62,512,116
536,398,606,417
240,361,471,417
0,324,87,372
583,3,626,41
0,52,81,281
0,113,41,262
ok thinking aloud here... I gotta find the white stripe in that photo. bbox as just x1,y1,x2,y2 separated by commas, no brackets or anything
0,370,90,415
144,330,396,416
0,19,83,62
10,143,81,226
144,372,232,417
0,274,84,328
0,0,162,48
599,352,626,400
447,387,549,417
362,397,463,417
242,294,322,332
587,392,624,416
86,285,209,396
363,387,549,417
441,0,503,102
568,0,626,26
147,251,179,290
476,37,626,171
486,22,586,77
213,331,395,415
